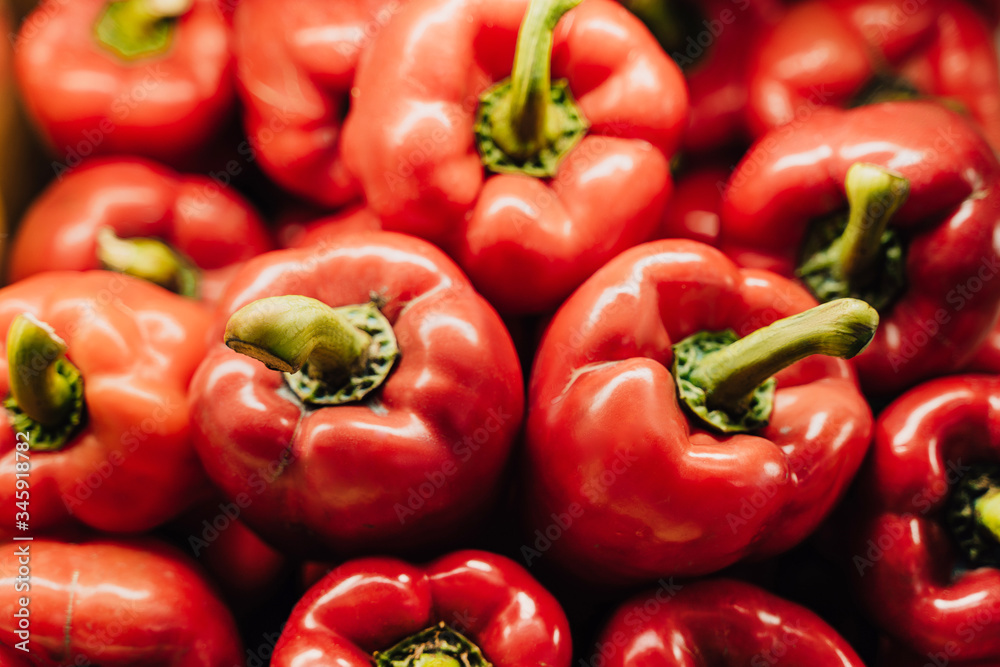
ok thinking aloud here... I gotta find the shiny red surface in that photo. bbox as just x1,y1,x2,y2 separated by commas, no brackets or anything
658,163,729,246
848,375,1000,663
595,579,864,666
0,538,243,666
273,550,571,667
721,101,1000,396
525,239,871,585
8,158,272,304
0,272,212,536
342,0,687,314
190,231,524,557
14,0,234,168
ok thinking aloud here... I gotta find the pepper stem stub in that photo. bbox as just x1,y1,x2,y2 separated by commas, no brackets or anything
947,464,1000,569
224,296,399,406
475,0,588,177
94,0,193,60
3,314,86,452
797,163,910,313
96,227,200,298
672,298,878,433
373,622,492,667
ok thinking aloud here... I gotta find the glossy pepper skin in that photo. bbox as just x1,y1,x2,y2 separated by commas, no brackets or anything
278,205,383,250
342,0,687,314
592,578,864,666
273,550,571,667
658,162,729,246
524,239,873,585
190,231,524,557
841,374,1000,663
0,271,212,536
0,538,244,666
233,0,403,208
721,101,1000,396
747,0,1000,149
14,0,235,170
8,158,273,305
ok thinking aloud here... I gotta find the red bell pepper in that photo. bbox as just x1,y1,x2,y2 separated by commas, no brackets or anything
190,231,524,557
232,0,404,208
622,0,785,152
273,550,571,667
0,537,244,665
591,578,864,666
524,239,875,585
342,0,687,314
278,205,383,250
658,162,729,246
8,158,273,305
0,271,212,537
747,0,1000,150
844,374,1000,664
14,0,235,171
720,101,1000,396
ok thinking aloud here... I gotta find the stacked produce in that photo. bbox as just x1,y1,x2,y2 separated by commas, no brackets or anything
1,0,1000,664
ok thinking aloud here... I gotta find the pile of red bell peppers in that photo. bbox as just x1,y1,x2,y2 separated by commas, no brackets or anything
2,0,1000,664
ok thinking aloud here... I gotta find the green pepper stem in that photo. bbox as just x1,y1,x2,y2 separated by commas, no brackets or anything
490,0,582,161
95,227,199,298
837,163,910,289
7,314,80,427
689,298,878,413
225,296,374,386
373,623,491,667
976,489,1000,544
95,0,192,60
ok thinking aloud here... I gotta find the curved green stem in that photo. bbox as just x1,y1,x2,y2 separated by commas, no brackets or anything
838,163,910,287
976,490,1000,545
95,0,193,60
475,0,587,176
225,296,399,406
374,623,492,667
96,227,200,298
673,299,878,432
4,314,86,451
692,299,878,411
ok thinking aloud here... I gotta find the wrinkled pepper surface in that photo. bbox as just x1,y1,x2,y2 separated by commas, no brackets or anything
190,231,524,557
721,101,1000,396
525,239,874,585
343,0,687,314
273,550,571,667
8,158,272,304
0,537,244,665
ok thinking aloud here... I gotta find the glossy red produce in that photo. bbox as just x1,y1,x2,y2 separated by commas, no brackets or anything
658,162,729,246
721,101,1000,396
273,550,571,666
342,0,687,314
8,158,273,304
524,239,874,585
746,0,1000,149
278,205,382,250
233,0,404,208
14,0,235,170
0,538,243,665
190,231,524,557
592,578,864,666
0,271,212,536
845,375,1000,663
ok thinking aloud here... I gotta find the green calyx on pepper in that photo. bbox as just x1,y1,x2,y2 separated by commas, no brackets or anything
224,295,399,406
95,0,193,60
96,227,201,299
3,314,86,452
475,0,588,177
797,162,910,313
373,622,492,667
672,298,878,433
947,463,1000,568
